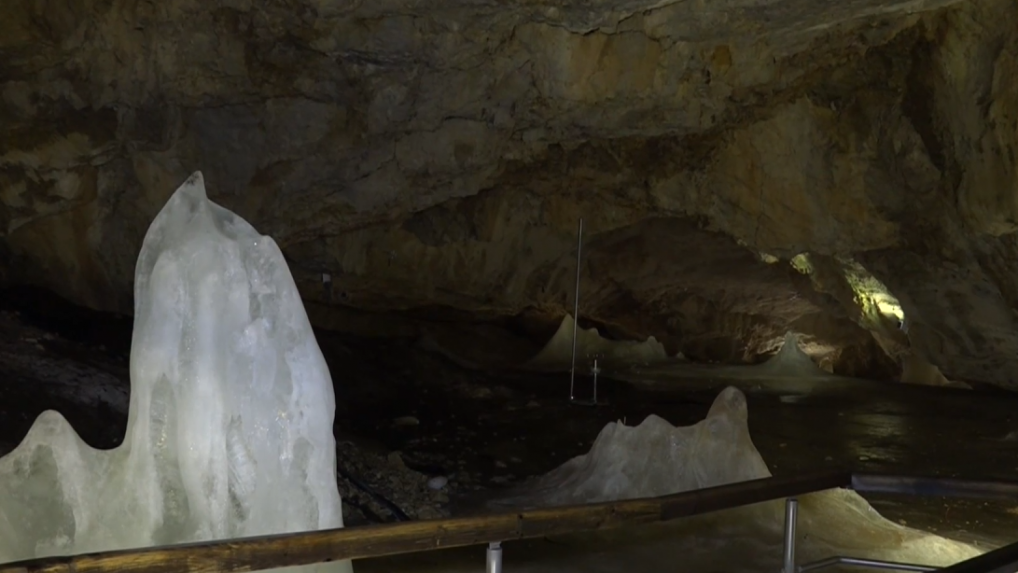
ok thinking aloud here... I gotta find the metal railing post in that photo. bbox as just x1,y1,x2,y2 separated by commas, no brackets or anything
782,497,798,573
487,542,503,573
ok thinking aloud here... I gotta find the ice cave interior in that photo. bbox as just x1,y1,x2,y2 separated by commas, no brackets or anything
3,0,1018,571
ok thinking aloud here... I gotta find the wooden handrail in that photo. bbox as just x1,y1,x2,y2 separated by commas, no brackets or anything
0,471,851,573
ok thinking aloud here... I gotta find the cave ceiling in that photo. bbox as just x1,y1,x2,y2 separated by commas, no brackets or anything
1,0,1017,385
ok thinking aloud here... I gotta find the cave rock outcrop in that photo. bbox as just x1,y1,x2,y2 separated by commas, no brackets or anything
2,0,1017,385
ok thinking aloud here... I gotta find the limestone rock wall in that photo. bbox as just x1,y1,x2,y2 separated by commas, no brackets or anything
1,0,1016,384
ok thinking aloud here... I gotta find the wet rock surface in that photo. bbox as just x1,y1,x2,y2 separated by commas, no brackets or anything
334,439,452,524
0,309,128,455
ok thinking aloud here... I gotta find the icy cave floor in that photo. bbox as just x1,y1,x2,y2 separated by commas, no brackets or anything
2,287,1018,568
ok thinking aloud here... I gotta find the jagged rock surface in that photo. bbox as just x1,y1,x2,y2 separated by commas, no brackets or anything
1,0,1017,385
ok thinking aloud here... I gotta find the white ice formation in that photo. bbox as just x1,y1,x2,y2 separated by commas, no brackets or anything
901,352,972,389
617,331,840,383
0,172,352,573
524,314,672,372
750,332,832,378
489,386,771,508
490,386,981,570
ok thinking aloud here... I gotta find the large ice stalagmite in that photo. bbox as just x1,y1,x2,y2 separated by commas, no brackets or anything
0,172,352,573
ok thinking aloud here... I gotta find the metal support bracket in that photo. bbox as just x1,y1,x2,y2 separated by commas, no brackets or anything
799,557,938,573
784,495,941,573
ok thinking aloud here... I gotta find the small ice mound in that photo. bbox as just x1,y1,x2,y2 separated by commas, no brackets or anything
491,387,766,508
752,332,830,378
901,353,972,390
523,314,670,372
490,386,981,570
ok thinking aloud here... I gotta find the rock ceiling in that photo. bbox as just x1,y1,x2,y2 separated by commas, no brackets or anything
1,0,1017,385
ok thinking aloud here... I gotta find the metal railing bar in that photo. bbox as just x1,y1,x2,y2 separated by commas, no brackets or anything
936,539,1018,573
0,471,851,573
851,474,1018,500
798,556,939,573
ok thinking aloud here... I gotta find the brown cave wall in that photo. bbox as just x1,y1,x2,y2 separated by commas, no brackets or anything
292,210,883,369
1,0,1017,384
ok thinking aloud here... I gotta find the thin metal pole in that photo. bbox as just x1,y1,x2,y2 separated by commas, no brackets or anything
569,217,583,401
591,357,600,404
798,556,938,573
486,542,503,573
782,497,798,573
